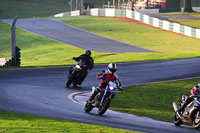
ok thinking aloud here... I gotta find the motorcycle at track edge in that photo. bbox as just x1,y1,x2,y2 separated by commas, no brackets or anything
172,95,200,128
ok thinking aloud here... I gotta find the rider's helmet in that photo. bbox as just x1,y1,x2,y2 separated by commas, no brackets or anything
191,83,200,95
85,50,91,56
108,63,117,74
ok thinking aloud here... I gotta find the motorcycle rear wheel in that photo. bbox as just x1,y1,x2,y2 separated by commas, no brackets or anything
84,101,94,113
192,111,200,128
173,113,183,126
98,98,111,115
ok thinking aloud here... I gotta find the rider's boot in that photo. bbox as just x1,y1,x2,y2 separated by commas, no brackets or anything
87,87,100,103
95,90,104,107
177,97,193,114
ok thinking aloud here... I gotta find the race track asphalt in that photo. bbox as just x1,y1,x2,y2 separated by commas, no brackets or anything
1,58,200,133
1,18,200,132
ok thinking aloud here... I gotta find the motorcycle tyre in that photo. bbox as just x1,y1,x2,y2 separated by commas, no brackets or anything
84,101,94,113
192,111,200,129
98,98,111,115
73,82,77,87
173,113,183,126
66,74,75,88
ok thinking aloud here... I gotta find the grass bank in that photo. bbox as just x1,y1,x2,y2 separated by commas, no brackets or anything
110,78,200,122
62,16,200,54
1,16,200,67
0,110,134,132
0,0,70,19
0,0,112,19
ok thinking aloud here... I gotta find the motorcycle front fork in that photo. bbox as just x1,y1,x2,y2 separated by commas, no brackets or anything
100,89,107,105
100,90,113,105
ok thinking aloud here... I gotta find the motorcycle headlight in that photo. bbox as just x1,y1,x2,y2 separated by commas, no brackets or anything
109,81,117,90
76,65,81,69
110,86,115,90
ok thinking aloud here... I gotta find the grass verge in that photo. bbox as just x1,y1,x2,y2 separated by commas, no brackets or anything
0,110,135,132
161,12,200,28
110,78,200,122
1,16,200,67
62,16,200,55
168,18,200,29
161,12,200,17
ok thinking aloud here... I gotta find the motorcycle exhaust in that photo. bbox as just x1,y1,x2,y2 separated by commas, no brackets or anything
172,102,178,112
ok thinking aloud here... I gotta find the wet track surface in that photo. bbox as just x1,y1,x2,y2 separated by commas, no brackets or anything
1,58,200,132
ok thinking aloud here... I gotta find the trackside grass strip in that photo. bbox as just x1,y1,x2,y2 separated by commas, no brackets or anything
161,12,200,17
110,78,200,122
168,18,200,29
0,110,135,132
161,12,200,29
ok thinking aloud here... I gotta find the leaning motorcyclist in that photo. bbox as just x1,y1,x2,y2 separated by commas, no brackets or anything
70,50,94,85
73,50,94,70
178,83,200,114
88,63,123,102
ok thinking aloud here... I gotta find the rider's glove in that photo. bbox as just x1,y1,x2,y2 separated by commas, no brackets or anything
72,57,76,60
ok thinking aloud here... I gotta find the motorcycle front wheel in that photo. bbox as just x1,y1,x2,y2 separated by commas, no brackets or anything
66,73,75,88
173,113,183,126
84,101,94,113
192,111,200,128
98,98,111,115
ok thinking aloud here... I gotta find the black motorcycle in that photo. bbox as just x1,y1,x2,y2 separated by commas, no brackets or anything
172,95,200,128
66,60,88,87
84,76,123,115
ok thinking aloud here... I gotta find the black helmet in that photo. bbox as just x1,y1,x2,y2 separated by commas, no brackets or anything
85,50,91,56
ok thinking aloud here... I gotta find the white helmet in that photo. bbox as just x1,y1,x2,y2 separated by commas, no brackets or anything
196,83,200,89
108,63,117,74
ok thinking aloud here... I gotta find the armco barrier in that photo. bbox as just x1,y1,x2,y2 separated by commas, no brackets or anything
53,8,200,39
